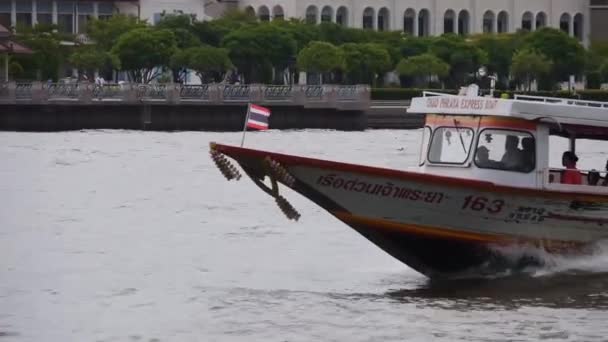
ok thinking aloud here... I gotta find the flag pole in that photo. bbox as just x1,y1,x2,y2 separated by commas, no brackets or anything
240,103,251,147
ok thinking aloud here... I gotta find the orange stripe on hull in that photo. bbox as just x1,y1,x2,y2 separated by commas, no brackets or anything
332,211,586,253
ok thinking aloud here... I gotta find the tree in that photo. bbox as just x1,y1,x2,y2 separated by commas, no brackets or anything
13,24,67,81
170,46,233,83
600,60,608,83
511,49,552,91
521,27,585,88
296,41,344,84
222,23,296,83
111,28,177,83
429,34,487,88
87,15,147,51
396,53,450,87
156,13,200,49
471,33,524,88
69,46,120,80
341,43,392,85
192,9,257,47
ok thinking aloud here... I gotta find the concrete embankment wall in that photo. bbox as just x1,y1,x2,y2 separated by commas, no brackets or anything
365,100,424,129
0,104,367,131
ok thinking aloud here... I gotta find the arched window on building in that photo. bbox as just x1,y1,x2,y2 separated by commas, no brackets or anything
521,11,533,31
444,9,455,34
363,7,374,29
573,13,584,41
378,7,390,31
273,5,284,20
536,12,546,29
418,9,430,36
336,6,348,26
321,6,333,23
560,13,570,34
403,8,416,35
497,11,508,33
258,6,270,22
483,10,495,33
458,10,470,35
306,5,318,24
245,6,256,18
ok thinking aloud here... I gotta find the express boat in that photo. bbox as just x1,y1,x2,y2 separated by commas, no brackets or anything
210,87,608,278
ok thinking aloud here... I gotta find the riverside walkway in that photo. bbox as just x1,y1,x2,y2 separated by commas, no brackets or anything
0,82,369,110
0,82,372,131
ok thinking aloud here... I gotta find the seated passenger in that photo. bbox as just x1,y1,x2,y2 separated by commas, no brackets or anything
561,151,582,185
519,137,535,172
500,135,522,170
588,170,600,186
476,146,500,168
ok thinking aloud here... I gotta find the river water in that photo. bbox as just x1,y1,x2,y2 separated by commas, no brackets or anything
1,130,607,342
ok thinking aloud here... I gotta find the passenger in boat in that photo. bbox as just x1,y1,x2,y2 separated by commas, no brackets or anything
588,170,600,186
519,137,535,172
561,151,582,185
500,135,522,170
475,146,501,168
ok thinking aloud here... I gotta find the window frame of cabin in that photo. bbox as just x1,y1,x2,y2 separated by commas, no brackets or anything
473,128,536,173
419,125,432,166
427,125,475,165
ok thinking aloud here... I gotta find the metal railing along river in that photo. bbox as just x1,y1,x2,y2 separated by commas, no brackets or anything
0,82,370,110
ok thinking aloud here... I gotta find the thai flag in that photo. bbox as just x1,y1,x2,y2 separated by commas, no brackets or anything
246,104,271,130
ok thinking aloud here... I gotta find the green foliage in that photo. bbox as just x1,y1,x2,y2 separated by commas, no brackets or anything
69,46,120,76
8,60,24,80
111,28,177,83
341,43,392,85
170,46,233,82
86,15,146,51
521,28,585,87
396,53,450,87
297,41,344,77
12,24,68,81
156,14,200,49
192,9,257,47
511,49,552,91
470,33,524,87
600,60,608,83
429,34,487,88
222,23,296,83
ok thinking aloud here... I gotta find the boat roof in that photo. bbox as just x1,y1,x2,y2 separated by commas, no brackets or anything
408,91,608,130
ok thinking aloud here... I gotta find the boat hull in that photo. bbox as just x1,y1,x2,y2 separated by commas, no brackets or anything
211,143,608,278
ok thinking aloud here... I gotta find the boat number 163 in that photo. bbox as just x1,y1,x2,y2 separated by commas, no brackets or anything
461,195,505,214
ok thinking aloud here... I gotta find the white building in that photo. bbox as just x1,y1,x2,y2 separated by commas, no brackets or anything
0,0,209,33
0,1,592,45
242,0,590,44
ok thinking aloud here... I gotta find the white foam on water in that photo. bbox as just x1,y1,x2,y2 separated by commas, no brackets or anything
489,240,608,277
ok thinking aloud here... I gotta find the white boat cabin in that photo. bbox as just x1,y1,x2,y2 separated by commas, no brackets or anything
407,88,608,193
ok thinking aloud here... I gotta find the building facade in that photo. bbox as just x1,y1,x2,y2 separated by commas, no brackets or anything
242,0,590,44
0,0,597,45
0,0,208,34
590,0,608,41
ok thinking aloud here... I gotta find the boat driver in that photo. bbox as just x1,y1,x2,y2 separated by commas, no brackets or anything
475,146,500,168
500,135,522,170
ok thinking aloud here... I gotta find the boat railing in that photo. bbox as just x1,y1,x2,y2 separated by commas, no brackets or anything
514,94,608,109
422,91,459,97
542,167,608,192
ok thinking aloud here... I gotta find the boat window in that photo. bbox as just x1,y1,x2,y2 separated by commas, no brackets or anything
419,126,432,166
428,126,474,164
474,129,535,173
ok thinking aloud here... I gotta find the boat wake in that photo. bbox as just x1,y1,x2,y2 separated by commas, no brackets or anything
487,240,608,278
